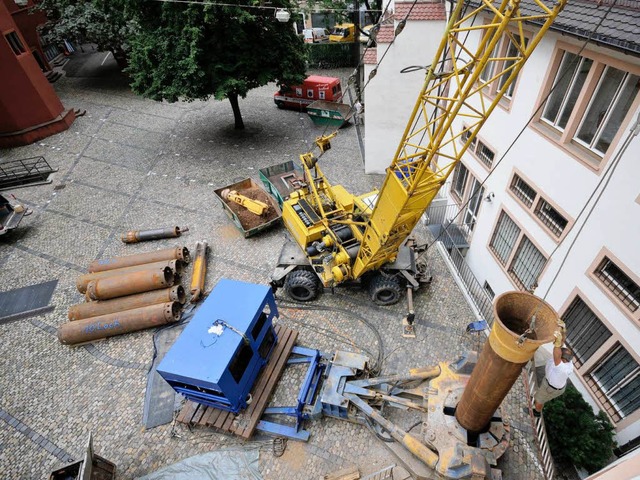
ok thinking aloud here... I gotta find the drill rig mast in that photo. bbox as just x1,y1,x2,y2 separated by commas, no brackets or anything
272,0,567,305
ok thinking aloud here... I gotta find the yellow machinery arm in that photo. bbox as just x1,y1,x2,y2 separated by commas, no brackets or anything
273,0,568,305
353,0,568,278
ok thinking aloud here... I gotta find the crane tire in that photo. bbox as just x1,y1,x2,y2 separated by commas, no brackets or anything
285,270,320,302
369,274,402,306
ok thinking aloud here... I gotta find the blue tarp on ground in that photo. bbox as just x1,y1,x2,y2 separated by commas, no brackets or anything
136,449,262,480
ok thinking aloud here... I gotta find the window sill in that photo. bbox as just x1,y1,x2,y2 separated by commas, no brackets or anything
530,122,604,173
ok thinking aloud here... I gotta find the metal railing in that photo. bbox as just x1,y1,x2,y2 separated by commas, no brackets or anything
0,157,57,190
523,361,556,480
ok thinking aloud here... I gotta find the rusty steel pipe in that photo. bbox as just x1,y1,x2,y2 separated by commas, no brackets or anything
121,226,188,244
88,246,191,273
455,292,558,433
76,260,185,293
86,267,173,301
190,240,208,303
58,302,181,345
68,285,185,321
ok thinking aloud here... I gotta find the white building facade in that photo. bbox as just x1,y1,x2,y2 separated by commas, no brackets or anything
363,0,640,451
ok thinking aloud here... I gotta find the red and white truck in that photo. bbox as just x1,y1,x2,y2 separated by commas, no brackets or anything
274,75,343,110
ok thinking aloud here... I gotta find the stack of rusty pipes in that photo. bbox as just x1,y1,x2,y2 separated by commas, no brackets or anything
58,247,191,345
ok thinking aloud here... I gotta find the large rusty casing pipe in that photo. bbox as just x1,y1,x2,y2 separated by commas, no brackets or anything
86,267,173,301
455,291,558,433
77,260,185,293
58,302,181,345
190,240,208,303
88,246,191,273
121,226,188,244
68,285,185,321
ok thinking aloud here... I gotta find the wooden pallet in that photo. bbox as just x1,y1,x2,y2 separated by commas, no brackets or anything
176,323,298,439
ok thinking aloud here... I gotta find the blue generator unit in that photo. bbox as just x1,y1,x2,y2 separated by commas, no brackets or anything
157,278,278,413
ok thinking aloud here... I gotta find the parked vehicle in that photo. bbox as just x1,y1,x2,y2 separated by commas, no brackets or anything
303,28,329,44
360,24,376,44
329,23,355,43
274,75,343,110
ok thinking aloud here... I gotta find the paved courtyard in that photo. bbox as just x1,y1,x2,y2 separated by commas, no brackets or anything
0,53,544,479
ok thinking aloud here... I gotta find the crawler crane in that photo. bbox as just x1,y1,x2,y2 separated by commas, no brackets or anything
271,0,567,309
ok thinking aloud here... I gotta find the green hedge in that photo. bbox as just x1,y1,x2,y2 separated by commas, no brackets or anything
544,383,617,474
305,43,358,69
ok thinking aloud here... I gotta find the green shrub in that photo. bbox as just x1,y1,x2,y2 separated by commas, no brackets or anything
544,383,617,474
305,43,358,69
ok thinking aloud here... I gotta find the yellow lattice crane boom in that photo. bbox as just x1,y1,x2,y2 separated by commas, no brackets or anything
271,0,567,307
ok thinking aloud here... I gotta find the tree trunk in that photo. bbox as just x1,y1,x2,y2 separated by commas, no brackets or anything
228,93,245,130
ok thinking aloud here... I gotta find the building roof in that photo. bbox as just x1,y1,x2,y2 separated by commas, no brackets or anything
363,48,378,65
473,0,640,55
377,24,396,44
395,1,447,21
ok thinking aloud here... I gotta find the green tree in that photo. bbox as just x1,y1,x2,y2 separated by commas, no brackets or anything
544,383,617,474
37,0,136,68
125,1,307,130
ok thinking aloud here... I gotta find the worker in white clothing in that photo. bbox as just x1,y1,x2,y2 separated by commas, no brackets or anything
530,323,573,417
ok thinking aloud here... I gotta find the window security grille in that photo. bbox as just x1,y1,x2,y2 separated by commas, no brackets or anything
534,199,568,237
508,236,546,291
563,296,611,366
594,257,640,313
452,164,469,199
476,141,495,168
510,174,536,207
489,211,520,265
5,32,26,56
588,344,640,422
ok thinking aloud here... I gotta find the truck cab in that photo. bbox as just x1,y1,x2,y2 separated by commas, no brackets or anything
274,75,343,111
330,23,355,43
303,28,329,44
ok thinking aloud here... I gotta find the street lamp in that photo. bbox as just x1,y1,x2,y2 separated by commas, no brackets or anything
275,9,290,22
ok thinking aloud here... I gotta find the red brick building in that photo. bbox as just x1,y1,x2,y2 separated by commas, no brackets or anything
0,0,74,148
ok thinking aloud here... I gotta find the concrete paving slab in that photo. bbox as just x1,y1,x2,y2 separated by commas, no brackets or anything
0,55,545,480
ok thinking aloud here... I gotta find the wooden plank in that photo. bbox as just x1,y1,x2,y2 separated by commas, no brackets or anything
205,408,222,427
175,325,299,439
320,466,360,480
191,404,206,425
235,325,298,438
214,410,231,429
176,400,197,424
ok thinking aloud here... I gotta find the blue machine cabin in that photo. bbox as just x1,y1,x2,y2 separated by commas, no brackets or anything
157,278,278,413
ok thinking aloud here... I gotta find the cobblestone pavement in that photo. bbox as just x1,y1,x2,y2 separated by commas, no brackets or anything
0,55,544,479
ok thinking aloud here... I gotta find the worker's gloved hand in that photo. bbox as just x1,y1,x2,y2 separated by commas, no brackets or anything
556,319,566,332
553,330,563,348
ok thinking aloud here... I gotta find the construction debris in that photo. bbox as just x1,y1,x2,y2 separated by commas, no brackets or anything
88,246,190,273
221,188,269,215
189,241,208,303
121,226,188,244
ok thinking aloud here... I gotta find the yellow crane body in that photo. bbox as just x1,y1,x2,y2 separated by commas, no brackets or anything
273,0,567,305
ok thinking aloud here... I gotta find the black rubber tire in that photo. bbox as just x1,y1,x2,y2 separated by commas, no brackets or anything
368,274,402,306
275,100,284,109
284,270,320,302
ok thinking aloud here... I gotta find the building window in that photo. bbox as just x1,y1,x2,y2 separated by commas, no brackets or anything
459,126,496,169
479,35,526,100
307,89,314,98
295,87,302,96
563,296,612,366
319,90,325,100
508,171,570,239
540,49,640,160
534,198,568,238
463,178,484,232
510,174,536,207
587,344,640,422
5,31,26,56
489,210,547,290
483,281,495,299
594,257,640,314
508,236,546,291
451,163,469,200
490,211,521,265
